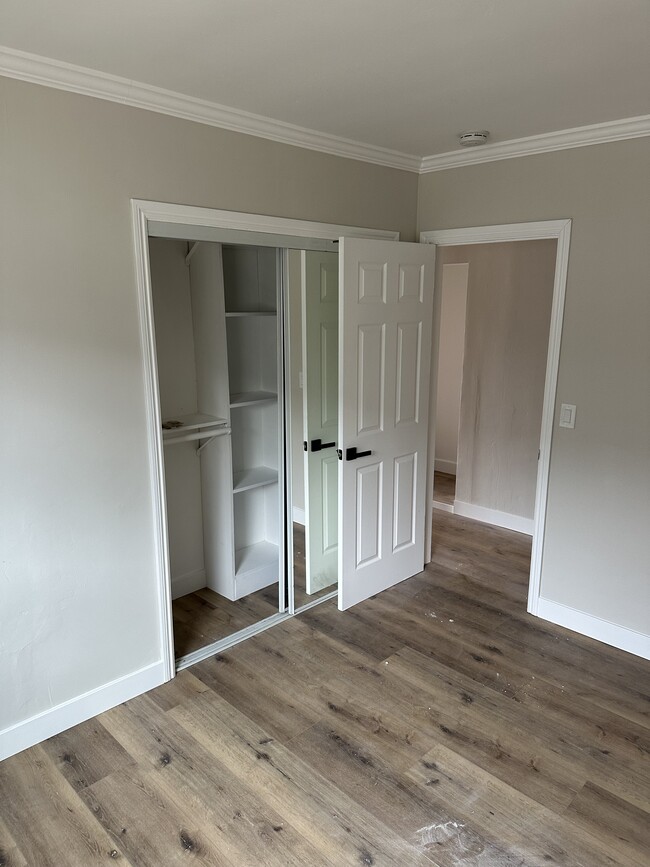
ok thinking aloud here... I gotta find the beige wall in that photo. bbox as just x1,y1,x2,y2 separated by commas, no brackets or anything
0,75,417,742
434,263,468,473
419,138,650,634
438,241,556,521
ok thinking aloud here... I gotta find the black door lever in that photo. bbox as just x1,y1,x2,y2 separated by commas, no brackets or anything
345,446,372,461
310,438,336,452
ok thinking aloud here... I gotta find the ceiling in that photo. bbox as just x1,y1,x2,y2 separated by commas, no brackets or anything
1,0,649,160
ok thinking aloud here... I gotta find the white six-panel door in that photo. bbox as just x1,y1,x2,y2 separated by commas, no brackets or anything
338,237,435,610
302,251,339,594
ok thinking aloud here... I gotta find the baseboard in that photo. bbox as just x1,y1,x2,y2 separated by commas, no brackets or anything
432,500,454,514
0,660,167,762
171,568,206,600
292,507,305,526
536,598,650,661
453,500,534,535
434,459,457,475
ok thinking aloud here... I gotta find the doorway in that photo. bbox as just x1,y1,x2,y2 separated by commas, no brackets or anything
421,221,572,617
431,261,468,513
432,238,557,534
134,200,437,680
160,241,340,661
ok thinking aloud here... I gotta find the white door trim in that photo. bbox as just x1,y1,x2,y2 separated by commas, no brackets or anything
135,199,400,244
419,219,572,618
131,199,399,677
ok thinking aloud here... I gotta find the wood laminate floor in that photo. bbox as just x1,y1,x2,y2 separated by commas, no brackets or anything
2,512,649,865
292,522,335,609
433,471,456,507
173,586,279,657
173,524,331,657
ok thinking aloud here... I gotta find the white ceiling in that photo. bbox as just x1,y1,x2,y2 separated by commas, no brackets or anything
1,0,649,159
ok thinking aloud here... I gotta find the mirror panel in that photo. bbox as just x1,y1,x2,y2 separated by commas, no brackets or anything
287,249,340,609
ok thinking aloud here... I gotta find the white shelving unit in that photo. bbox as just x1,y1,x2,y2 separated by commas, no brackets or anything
149,238,283,610
225,311,277,318
162,413,229,446
233,466,278,493
224,244,282,598
229,391,277,408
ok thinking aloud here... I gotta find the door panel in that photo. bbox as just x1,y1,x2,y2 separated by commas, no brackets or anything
356,461,383,567
357,324,385,434
320,321,338,428
338,237,435,610
396,321,422,425
393,452,416,551
321,454,339,555
302,251,339,594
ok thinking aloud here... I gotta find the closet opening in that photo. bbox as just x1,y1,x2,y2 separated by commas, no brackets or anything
146,225,343,669
135,199,431,677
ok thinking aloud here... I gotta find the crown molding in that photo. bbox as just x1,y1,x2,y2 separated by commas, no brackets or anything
0,45,421,173
2,45,648,176
419,114,650,172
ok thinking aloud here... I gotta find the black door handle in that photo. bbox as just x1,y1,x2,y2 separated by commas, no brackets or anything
345,446,372,461
310,438,336,452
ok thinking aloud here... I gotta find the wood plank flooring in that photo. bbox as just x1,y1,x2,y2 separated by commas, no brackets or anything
2,511,649,865
173,585,279,657
433,471,456,507
173,524,331,657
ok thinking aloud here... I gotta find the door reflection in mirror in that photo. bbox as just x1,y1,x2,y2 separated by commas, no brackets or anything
288,250,339,608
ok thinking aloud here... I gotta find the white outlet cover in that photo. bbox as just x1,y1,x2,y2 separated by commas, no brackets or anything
559,403,576,429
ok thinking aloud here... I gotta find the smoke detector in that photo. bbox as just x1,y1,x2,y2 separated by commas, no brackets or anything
459,130,490,147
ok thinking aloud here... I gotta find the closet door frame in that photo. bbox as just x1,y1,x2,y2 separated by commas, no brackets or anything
132,199,399,679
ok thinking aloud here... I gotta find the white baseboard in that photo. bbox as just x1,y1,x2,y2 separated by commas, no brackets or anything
453,500,534,535
434,459,457,475
432,500,454,514
171,568,206,600
536,598,650,661
0,660,167,762
292,507,306,526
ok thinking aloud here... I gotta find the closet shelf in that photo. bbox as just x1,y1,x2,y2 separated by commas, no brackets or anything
235,540,279,578
229,391,277,408
233,466,278,493
162,413,229,442
225,311,277,317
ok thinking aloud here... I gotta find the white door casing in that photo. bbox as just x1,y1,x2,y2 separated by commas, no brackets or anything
132,198,398,680
302,251,340,593
338,237,435,610
419,220,572,620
